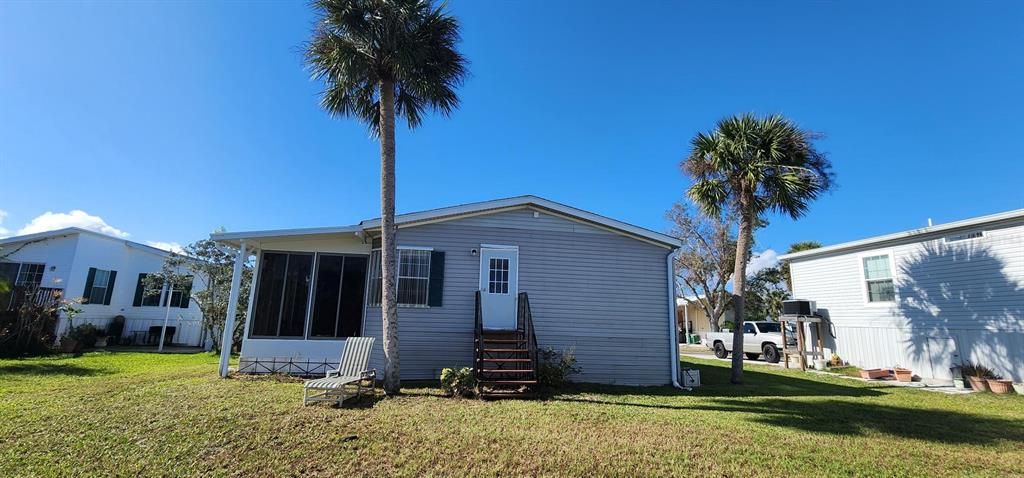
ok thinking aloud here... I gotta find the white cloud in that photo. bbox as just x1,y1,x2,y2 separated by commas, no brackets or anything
747,249,779,277
17,210,130,238
0,210,9,237
145,241,185,254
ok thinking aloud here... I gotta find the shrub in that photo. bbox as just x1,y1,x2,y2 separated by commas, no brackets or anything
721,321,736,331
439,367,476,397
961,362,997,379
536,347,582,388
68,323,101,349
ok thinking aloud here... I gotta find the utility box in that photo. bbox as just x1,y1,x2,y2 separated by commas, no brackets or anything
681,368,701,388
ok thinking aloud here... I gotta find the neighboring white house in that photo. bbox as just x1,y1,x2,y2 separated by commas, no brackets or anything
780,209,1024,382
0,227,208,347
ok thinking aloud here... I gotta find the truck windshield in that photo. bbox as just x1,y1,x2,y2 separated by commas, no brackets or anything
756,323,781,333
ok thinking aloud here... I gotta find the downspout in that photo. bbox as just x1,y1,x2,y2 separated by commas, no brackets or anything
666,250,688,390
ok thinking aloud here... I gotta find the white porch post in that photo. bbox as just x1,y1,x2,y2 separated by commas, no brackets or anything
219,240,247,378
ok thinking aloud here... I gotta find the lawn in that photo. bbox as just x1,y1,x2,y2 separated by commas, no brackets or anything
1,353,1022,477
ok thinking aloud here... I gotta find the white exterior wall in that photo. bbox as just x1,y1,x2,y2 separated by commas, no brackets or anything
789,218,1024,382
238,233,371,369
2,230,208,346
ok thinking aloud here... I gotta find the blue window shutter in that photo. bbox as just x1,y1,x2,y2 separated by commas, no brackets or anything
427,251,445,307
82,268,97,304
103,271,117,305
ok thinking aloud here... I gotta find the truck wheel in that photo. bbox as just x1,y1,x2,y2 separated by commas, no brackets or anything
763,344,780,364
713,342,728,359
745,353,760,361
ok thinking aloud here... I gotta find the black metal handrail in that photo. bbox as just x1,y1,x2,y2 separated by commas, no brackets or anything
474,290,483,378
517,292,539,377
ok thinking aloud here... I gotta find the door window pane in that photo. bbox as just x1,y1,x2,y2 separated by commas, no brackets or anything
488,258,509,294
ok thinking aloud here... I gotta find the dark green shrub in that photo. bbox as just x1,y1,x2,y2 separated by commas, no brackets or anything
537,347,582,388
439,367,476,397
68,324,101,349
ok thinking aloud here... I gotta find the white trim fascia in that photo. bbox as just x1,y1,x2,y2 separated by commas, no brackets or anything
780,208,1024,262
0,227,183,259
211,225,363,242
480,244,519,250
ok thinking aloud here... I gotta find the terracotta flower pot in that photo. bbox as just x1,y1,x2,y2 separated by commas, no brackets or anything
988,379,1013,395
966,376,990,392
894,368,913,383
860,368,889,380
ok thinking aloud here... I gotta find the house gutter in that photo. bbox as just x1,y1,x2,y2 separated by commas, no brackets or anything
666,250,688,391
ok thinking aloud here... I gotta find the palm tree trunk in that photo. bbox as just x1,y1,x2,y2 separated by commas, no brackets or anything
379,79,401,394
729,195,754,384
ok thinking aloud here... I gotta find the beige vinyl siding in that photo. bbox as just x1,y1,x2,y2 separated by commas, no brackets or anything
364,208,672,385
789,218,1024,381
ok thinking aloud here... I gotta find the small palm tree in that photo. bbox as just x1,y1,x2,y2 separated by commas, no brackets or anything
306,0,468,394
683,113,833,384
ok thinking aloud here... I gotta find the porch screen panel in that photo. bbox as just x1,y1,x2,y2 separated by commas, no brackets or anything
279,253,313,337
310,255,344,337
251,252,288,336
338,256,367,337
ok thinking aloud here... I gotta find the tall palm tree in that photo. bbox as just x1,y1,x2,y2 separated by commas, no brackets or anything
306,0,468,394
683,114,833,384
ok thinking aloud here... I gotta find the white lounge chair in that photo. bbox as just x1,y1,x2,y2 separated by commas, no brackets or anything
303,336,376,406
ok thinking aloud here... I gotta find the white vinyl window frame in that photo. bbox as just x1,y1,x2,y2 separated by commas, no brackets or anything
14,262,45,287
367,246,433,308
858,250,897,306
89,269,112,305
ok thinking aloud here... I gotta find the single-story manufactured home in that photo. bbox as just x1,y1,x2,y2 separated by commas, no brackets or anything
780,208,1024,382
211,196,684,386
0,227,209,346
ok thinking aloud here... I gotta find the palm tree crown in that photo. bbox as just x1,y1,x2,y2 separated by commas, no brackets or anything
683,113,834,220
306,0,468,134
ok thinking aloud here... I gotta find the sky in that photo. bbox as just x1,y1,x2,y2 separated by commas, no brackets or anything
2,1,1022,264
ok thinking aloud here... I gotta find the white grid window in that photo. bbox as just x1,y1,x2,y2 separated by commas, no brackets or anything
89,269,111,304
16,263,44,286
488,258,509,294
368,249,431,306
862,255,895,303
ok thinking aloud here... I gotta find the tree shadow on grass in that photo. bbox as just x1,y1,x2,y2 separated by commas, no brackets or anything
703,397,1024,445
0,362,110,377
558,363,884,400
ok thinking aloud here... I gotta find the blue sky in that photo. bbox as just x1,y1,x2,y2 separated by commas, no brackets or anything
2,1,1022,261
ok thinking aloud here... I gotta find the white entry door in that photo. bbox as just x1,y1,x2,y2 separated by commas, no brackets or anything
479,246,519,330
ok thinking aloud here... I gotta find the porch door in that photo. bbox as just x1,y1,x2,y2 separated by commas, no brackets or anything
479,246,518,330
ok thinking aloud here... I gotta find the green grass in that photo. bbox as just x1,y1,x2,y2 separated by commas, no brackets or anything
2,352,1022,477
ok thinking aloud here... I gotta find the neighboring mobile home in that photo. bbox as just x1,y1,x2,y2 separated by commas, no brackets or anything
780,209,1024,382
0,228,208,347
211,196,684,386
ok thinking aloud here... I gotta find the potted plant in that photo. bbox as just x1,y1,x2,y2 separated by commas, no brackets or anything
961,363,996,392
987,375,1013,395
860,368,890,380
893,366,913,383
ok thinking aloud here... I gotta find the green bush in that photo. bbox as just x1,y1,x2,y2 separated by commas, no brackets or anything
67,324,101,349
439,367,476,397
537,347,582,388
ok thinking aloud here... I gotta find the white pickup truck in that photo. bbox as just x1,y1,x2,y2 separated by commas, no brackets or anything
703,321,787,363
